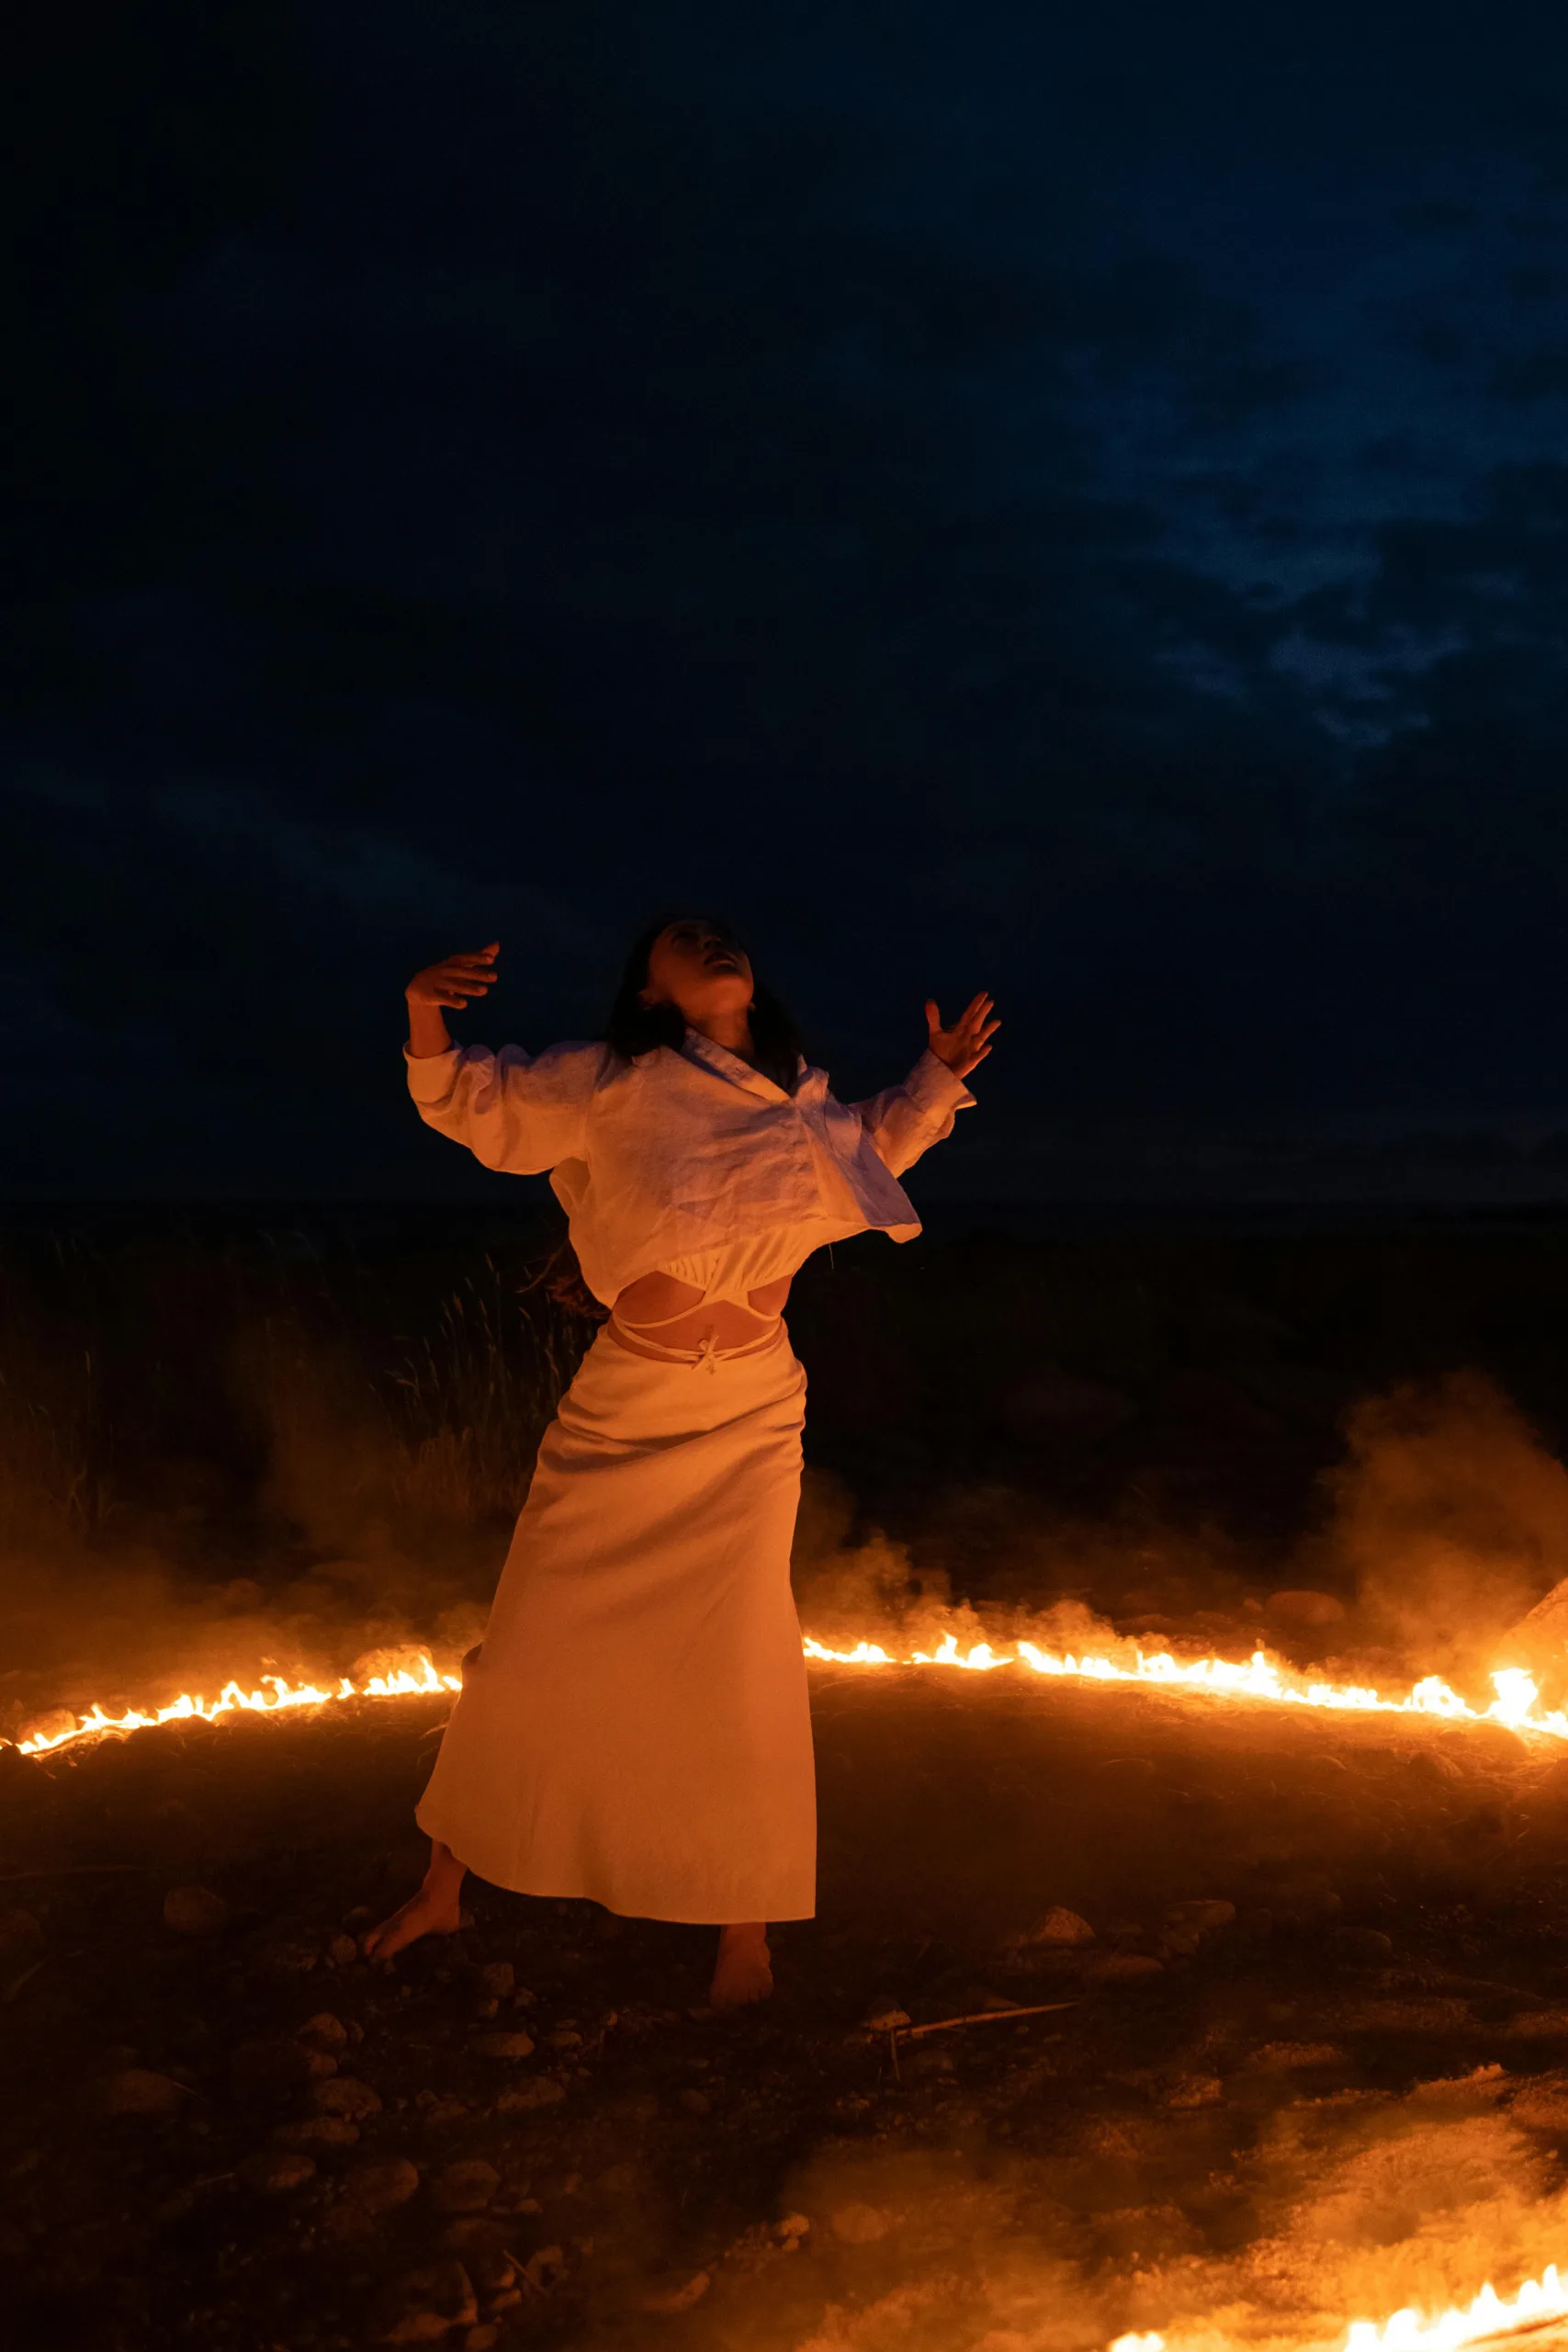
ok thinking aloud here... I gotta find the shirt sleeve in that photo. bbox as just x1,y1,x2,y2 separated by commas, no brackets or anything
849,1049,976,1177
404,1040,603,1173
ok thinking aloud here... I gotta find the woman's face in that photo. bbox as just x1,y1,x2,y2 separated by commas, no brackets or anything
640,919,754,1023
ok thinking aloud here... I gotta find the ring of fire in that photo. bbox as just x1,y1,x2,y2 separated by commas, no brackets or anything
10,1628,1568,2352
9,1629,1565,1761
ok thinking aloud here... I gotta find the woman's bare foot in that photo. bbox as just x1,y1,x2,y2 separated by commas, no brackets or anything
361,1840,467,1964
710,1922,772,2008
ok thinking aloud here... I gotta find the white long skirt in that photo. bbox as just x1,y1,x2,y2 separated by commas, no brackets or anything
416,1325,816,1923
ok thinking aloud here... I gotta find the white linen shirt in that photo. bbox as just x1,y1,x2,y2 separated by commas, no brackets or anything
404,1028,975,1306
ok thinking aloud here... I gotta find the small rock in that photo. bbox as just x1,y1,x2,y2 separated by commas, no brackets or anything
231,2038,336,2102
439,2219,513,2282
238,2148,316,2196
101,2068,186,2116
469,2031,536,2060
548,2030,581,2050
640,2272,709,2314
678,2088,711,2117
1404,1747,1465,1783
1159,1929,1202,1959
496,2079,565,2112
1164,2073,1224,2109
1267,1877,1342,1929
1021,1905,1095,1948
513,1986,537,2007
523,2246,566,2291
163,1885,229,1937
345,2156,421,2212
472,1997,499,2021
298,2011,348,2053
310,2075,383,2120
273,2115,360,2149
831,2203,892,2245
774,2213,811,2242
1334,1927,1394,1964
369,2259,478,2343
1164,1899,1235,1935
465,2329,500,2352
262,1937,321,1976
1505,2009,1568,2041
863,2007,911,2032
430,2160,501,2215
479,1962,514,1998
327,1934,359,1967
1265,1589,1347,1629
1247,2040,1348,2070
1087,1953,1165,1985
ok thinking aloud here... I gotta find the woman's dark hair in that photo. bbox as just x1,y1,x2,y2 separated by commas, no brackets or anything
604,916,804,1094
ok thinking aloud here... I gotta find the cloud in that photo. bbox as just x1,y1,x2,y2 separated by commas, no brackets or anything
12,3,1568,1188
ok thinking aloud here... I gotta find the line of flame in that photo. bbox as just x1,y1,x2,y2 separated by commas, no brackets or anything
10,1656,463,1757
804,1634,1568,1743
7,1630,1567,1763
1111,2256,1568,2352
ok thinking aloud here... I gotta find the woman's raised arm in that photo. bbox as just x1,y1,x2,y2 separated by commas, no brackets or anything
402,941,599,1174
406,941,500,1057
850,992,998,1176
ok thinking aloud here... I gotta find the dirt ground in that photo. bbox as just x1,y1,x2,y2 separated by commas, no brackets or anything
9,1671,1568,2351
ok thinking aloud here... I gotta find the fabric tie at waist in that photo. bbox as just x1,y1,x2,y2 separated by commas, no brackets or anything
607,1316,785,1372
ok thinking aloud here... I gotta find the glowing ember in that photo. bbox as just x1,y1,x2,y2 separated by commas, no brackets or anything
7,1627,1568,1761
1111,2258,1568,2352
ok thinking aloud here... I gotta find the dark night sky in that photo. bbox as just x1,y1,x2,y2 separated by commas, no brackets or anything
8,2,1568,1199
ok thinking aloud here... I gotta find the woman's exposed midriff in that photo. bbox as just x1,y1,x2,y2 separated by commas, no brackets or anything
610,1268,792,1359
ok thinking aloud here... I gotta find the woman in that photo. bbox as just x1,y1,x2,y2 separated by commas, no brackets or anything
366,917,997,2006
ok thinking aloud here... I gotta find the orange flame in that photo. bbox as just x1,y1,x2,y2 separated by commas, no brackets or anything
1111,2257,1568,2352
804,1633,1568,1741
11,1653,461,1757
7,1628,1567,1762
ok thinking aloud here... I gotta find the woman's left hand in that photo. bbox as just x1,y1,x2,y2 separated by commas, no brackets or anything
924,991,999,1078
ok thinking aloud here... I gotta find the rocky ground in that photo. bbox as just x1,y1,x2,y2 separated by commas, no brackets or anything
8,1670,1568,2351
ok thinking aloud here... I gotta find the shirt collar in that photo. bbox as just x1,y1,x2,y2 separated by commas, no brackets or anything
679,1026,792,1101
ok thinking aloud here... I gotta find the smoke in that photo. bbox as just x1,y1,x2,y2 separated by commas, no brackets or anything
789,1468,1145,1687
791,1472,950,1642
0,1294,536,1743
790,1366,1568,1723
1310,1371,1568,1694
616,2078,1568,2351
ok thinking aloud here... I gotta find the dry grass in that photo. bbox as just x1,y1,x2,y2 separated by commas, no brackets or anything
0,1213,596,1575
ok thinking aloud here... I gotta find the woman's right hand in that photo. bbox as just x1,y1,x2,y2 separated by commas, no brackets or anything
406,943,500,1010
